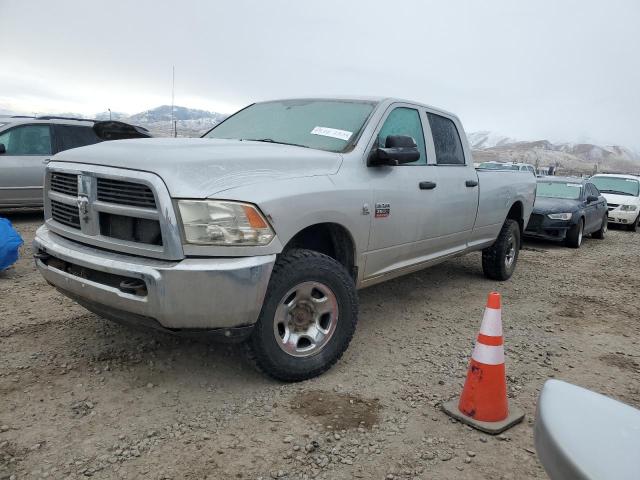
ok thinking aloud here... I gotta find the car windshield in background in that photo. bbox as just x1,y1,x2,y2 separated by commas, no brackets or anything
591,176,640,197
204,99,377,153
536,181,582,200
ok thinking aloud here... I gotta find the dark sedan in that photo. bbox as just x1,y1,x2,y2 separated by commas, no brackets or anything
525,177,608,248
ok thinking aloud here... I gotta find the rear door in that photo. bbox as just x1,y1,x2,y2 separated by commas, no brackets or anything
425,111,477,251
0,124,52,207
585,183,605,232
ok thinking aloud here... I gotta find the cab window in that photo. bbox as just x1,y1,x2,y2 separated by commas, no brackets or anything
377,107,426,165
0,124,52,155
427,113,465,165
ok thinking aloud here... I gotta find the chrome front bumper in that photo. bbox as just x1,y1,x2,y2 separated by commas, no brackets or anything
33,225,275,331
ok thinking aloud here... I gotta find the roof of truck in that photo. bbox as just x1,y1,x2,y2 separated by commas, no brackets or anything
259,96,459,120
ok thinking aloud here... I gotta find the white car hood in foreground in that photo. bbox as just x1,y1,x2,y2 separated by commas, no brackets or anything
53,138,343,198
600,192,640,206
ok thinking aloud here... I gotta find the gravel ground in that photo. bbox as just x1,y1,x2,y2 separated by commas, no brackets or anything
1,212,639,480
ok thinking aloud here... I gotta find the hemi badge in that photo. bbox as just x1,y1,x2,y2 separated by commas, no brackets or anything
375,203,390,218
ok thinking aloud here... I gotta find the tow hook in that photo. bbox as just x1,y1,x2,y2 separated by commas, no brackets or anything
119,278,147,296
33,251,52,262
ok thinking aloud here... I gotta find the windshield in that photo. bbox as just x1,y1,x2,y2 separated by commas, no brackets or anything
536,181,583,200
204,99,377,152
590,176,640,197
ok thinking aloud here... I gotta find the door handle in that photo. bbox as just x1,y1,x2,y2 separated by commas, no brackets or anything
465,180,479,187
419,181,437,190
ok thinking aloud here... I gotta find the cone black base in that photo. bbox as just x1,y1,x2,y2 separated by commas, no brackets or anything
442,399,525,435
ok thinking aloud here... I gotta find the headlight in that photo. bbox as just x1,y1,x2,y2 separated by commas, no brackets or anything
178,200,275,245
620,205,637,211
547,213,572,220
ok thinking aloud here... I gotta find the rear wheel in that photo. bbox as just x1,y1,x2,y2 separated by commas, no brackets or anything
592,215,607,239
482,219,520,281
248,249,358,382
565,219,584,248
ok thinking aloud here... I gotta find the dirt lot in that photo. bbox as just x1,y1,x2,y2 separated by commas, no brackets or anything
1,213,639,480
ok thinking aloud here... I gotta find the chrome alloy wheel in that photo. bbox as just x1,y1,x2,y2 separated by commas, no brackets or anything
505,234,516,269
273,281,339,357
578,223,583,245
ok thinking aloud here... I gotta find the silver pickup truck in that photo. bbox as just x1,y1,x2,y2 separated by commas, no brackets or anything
33,97,535,381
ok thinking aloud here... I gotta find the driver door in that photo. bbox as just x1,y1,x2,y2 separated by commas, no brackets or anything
363,105,441,279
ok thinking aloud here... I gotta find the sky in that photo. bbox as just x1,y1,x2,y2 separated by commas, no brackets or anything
1,0,639,148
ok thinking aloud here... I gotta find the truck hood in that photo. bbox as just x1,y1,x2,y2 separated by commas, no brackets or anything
53,138,343,198
600,192,640,206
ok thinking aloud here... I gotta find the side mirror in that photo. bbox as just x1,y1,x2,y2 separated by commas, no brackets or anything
370,135,420,166
0,143,6,154
587,195,599,203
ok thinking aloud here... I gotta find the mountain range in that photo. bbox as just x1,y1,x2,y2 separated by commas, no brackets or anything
2,105,638,174
469,130,640,174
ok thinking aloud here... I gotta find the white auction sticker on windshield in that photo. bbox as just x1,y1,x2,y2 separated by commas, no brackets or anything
567,183,582,187
311,126,352,141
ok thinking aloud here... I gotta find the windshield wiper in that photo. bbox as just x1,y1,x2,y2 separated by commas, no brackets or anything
598,189,634,196
241,138,309,149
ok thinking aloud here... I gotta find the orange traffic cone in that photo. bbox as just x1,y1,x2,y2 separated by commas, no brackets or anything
442,292,524,434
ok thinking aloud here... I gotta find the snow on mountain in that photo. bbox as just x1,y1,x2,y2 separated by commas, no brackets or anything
468,131,640,174
0,105,227,137
127,105,226,123
466,131,519,149
123,106,227,137
95,111,128,121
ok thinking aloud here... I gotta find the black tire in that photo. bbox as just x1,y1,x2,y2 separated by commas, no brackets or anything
592,215,607,239
627,215,639,232
248,249,358,382
482,219,520,281
565,218,584,248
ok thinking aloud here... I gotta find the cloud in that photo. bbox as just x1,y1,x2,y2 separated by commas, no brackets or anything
1,0,639,147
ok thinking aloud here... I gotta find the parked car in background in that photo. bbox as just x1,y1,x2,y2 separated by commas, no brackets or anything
590,174,640,231
32,96,536,381
0,117,151,209
525,177,607,248
477,161,536,175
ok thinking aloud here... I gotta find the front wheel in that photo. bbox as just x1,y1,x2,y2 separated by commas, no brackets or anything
482,219,520,281
248,249,358,382
565,219,584,248
592,215,607,239
627,215,639,232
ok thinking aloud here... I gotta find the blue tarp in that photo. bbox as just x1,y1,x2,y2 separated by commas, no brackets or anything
0,217,24,271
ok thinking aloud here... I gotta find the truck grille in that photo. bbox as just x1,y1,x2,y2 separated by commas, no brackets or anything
44,165,183,260
99,213,163,246
50,172,78,196
51,199,81,228
97,178,156,209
